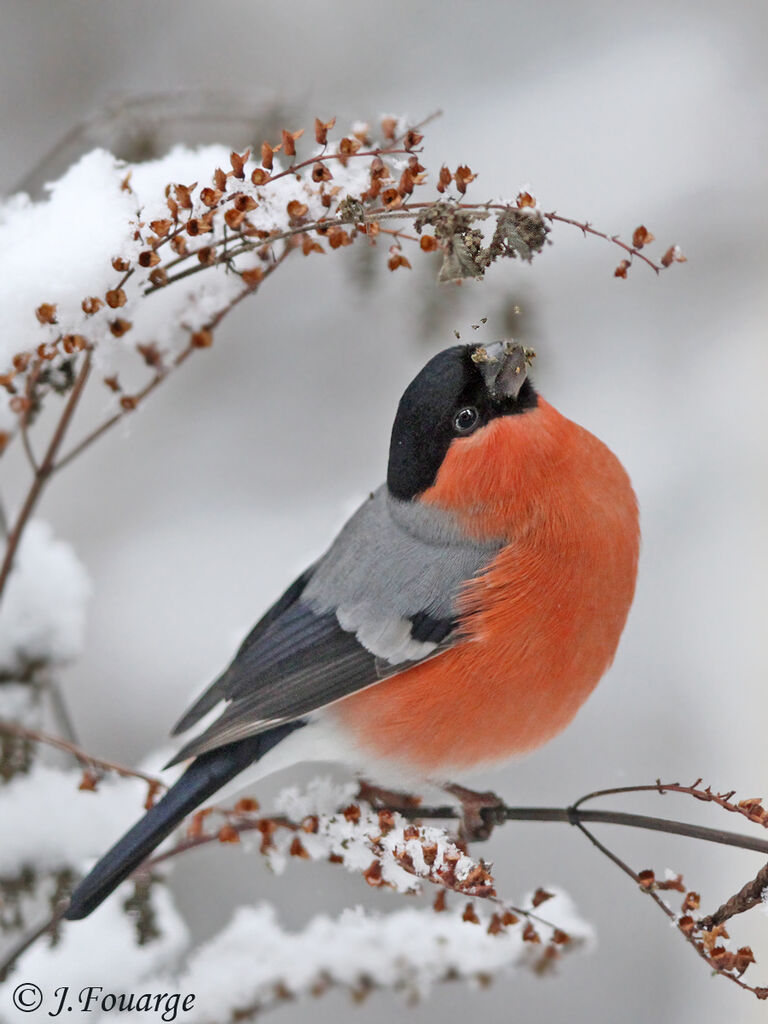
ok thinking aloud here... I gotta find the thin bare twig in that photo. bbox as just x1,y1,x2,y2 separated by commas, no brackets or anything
387,803,768,856
573,820,766,998
0,350,92,602
42,677,80,746
573,779,768,831
0,718,165,791
54,242,293,473
53,357,176,473
544,211,663,273
0,903,68,984
18,362,41,473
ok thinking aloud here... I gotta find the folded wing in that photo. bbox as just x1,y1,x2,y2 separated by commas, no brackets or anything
168,488,501,765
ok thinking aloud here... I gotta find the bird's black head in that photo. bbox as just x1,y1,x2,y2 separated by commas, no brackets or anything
387,342,538,501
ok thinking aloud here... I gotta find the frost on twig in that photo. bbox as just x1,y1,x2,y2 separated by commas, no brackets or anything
0,774,591,1013
136,777,591,1018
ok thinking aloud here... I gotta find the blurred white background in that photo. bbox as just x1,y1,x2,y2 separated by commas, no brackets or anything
2,0,766,1021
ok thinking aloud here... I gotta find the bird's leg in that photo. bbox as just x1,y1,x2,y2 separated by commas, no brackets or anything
356,779,422,813
444,782,507,842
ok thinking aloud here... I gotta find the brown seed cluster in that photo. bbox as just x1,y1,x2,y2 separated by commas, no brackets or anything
1,113,682,462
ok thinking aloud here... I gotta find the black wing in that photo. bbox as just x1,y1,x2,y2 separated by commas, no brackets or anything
167,574,457,767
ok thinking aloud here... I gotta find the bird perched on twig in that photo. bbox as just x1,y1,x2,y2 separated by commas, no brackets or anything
65,340,639,920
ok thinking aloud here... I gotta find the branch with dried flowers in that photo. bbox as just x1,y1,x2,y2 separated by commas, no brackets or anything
0,113,683,616
0,350,91,599
3,762,767,1003
121,776,768,1000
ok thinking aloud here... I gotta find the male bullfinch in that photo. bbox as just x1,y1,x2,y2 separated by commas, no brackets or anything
65,340,639,920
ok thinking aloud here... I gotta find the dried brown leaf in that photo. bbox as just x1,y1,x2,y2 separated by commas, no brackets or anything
661,245,687,267
251,168,271,186
454,165,476,194
339,136,362,157
191,329,213,349
78,770,99,792
241,267,264,287
109,318,132,337
136,343,163,368
218,824,240,844
380,115,397,141
224,208,246,230
200,188,223,208
230,149,250,179
149,267,168,287
281,128,304,157
314,116,336,146
312,162,333,183
81,296,103,315
149,218,172,236
681,891,700,913
404,129,423,150
462,902,480,924
632,225,655,248
436,165,452,194
531,888,554,908
174,183,196,209
289,836,310,859
364,860,385,887
287,199,309,220
35,302,57,325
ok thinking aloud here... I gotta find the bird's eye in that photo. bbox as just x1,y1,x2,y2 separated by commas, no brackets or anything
453,406,480,434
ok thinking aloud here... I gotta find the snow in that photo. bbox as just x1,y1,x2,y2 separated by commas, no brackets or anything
0,150,136,373
273,776,359,819
264,778,488,895
0,133,383,393
0,519,91,678
0,884,188,1004
65,895,590,1023
0,774,590,1014
0,764,147,875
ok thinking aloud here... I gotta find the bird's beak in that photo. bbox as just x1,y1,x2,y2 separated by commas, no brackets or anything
473,341,534,401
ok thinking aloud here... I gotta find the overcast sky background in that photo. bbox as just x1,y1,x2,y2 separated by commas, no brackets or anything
1,1,767,1021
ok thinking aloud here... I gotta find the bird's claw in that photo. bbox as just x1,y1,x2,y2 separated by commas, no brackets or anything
445,783,506,842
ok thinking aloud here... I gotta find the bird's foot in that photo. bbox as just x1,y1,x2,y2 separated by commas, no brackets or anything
356,779,422,813
444,783,506,842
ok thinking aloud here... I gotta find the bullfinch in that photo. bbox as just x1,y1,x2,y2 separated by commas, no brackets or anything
65,340,639,920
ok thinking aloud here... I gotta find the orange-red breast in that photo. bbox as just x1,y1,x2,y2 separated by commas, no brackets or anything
66,341,639,919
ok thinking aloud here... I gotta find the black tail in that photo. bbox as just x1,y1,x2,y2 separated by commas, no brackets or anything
64,723,302,921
